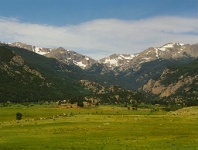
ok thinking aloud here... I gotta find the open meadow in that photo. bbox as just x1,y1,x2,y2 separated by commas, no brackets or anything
0,103,197,150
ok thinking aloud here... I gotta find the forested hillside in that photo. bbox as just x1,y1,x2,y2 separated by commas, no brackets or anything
0,45,143,104
0,45,89,102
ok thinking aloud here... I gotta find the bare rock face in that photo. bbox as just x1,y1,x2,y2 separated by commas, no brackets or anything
45,47,96,69
11,55,24,66
143,63,198,97
143,80,164,95
143,68,175,96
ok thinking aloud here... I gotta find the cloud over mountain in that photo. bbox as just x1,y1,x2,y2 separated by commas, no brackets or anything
0,16,198,59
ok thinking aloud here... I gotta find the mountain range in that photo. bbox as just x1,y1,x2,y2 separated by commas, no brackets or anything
7,42,198,89
10,42,198,69
0,41,197,105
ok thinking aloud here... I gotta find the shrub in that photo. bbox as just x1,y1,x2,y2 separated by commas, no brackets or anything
16,112,22,121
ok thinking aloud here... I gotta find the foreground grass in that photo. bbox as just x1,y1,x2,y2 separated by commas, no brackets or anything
0,104,197,150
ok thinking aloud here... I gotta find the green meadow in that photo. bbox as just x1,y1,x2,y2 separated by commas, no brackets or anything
0,104,197,150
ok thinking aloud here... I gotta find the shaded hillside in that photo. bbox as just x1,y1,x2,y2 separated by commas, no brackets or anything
119,57,196,89
143,59,198,106
85,57,196,90
0,45,89,102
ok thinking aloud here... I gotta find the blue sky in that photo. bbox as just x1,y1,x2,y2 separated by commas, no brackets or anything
0,0,198,59
1,0,197,25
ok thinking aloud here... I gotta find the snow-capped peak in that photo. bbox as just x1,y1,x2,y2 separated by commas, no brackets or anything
99,54,138,68
103,57,119,66
32,46,50,55
157,43,185,51
9,42,51,55
118,54,136,60
176,43,185,46
85,57,90,61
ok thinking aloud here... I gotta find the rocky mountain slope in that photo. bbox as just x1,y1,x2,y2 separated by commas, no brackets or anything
8,42,198,70
143,59,198,106
0,41,197,105
78,80,144,105
0,44,143,104
45,47,96,69
10,42,96,69
98,43,198,71
11,42,51,55
3,41,198,90
87,43,198,89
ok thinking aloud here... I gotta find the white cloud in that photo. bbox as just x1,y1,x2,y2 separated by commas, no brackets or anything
0,16,198,59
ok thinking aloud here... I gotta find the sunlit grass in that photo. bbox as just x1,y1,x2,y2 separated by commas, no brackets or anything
0,104,197,150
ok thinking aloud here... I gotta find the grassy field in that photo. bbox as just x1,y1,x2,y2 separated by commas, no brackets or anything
0,104,197,150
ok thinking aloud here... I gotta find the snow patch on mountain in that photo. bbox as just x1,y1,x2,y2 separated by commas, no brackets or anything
104,57,119,66
158,43,174,51
99,54,138,68
155,48,159,58
73,60,87,68
157,43,185,51
85,57,90,60
118,54,135,60
33,47,50,55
